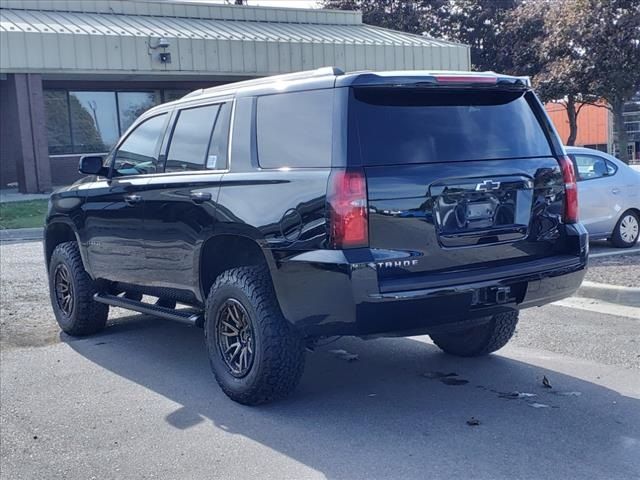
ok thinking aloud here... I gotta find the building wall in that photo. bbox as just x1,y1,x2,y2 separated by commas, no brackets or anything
545,102,609,147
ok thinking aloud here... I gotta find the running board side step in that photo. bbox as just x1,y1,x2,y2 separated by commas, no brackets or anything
93,293,203,326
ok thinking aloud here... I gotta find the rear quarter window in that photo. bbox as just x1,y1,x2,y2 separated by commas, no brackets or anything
256,89,333,168
349,88,552,165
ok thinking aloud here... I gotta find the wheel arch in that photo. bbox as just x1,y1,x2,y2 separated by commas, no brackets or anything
198,233,276,301
624,207,640,218
44,220,82,272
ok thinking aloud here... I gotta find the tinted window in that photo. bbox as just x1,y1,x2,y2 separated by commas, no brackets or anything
206,102,232,170
114,114,167,176
349,88,552,165
257,89,333,168
166,104,220,172
571,154,616,181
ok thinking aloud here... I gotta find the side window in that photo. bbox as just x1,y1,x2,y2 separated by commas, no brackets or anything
572,154,613,181
256,89,333,168
605,160,618,176
166,104,219,172
113,114,167,176
206,102,232,170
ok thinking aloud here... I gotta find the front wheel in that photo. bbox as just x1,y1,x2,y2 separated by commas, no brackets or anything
48,241,109,336
611,210,639,248
204,266,305,405
430,311,518,357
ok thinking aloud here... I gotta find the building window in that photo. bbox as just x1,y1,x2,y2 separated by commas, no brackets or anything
44,90,162,155
44,91,72,155
163,90,190,103
70,92,119,154
117,92,161,133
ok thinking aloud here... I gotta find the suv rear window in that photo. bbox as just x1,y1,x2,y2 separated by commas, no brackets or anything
256,89,333,168
349,88,552,166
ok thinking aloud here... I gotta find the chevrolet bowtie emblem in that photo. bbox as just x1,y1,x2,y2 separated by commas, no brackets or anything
475,179,501,192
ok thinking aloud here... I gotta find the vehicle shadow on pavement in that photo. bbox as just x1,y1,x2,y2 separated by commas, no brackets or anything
65,314,640,480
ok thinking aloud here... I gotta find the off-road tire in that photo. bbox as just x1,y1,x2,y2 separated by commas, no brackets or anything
204,265,305,405
48,241,109,336
430,310,518,357
611,210,639,248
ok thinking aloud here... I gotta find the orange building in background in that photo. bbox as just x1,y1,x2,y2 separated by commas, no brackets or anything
545,102,610,151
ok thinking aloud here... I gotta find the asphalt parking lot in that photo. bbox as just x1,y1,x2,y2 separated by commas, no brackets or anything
1,240,639,480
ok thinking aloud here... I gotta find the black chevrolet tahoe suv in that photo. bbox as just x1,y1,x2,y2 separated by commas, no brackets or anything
45,67,588,405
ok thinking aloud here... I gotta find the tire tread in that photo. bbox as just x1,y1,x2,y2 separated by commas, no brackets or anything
431,310,518,357
611,210,639,248
205,265,305,405
49,241,108,336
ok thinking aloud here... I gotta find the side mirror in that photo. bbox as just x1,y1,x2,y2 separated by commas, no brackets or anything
79,155,108,176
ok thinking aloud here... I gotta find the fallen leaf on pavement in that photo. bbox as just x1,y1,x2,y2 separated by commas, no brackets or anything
542,375,552,389
440,377,469,386
499,391,537,399
421,371,458,379
329,349,359,362
466,417,480,426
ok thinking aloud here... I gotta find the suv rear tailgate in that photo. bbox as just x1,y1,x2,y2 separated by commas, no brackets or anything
348,86,573,289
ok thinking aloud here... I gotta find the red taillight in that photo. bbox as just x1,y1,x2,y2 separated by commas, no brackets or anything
327,169,368,248
434,75,497,85
558,155,578,223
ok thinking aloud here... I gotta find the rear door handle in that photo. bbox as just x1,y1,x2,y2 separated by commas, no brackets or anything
190,191,212,204
123,194,142,205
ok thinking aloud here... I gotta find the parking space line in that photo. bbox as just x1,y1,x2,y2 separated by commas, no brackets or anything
589,247,640,258
553,296,640,319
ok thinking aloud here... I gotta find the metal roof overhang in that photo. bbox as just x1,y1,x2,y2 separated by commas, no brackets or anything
0,7,470,78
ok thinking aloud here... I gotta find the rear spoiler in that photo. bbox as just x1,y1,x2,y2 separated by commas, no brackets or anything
337,72,531,89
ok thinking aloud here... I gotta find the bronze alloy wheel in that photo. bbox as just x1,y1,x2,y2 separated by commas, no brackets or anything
216,298,255,377
54,263,74,316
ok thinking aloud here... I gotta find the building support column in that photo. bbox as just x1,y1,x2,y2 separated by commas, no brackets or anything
4,73,52,193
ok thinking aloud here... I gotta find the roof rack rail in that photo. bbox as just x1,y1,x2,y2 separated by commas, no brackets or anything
181,66,344,100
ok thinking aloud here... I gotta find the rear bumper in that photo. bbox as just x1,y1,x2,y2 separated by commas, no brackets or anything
273,224,588,337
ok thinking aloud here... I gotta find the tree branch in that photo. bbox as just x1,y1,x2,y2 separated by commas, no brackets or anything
577,100,613,112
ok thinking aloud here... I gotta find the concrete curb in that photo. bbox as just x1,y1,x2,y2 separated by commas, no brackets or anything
0,227,43,242
576,281,640,308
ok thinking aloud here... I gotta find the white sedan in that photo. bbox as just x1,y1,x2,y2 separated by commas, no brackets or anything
566,146,640,247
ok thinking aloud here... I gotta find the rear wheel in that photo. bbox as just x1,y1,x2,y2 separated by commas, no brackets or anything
611,210,639,248
430,311,518,357
48,241,109,336
204,266,305,405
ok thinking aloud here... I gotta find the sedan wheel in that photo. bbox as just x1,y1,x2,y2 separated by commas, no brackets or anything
620,214,639,243
612,211,640,248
